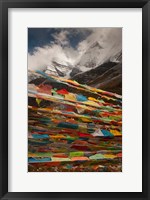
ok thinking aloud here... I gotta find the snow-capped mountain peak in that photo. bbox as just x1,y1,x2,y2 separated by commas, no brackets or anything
76,41,104,69
90,41,103,49
44,61,73,78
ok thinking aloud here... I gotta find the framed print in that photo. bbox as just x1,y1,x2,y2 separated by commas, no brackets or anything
0,0,150,199
28,27,122,173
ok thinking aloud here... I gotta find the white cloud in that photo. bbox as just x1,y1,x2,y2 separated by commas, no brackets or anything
77,28,122,52
52,30,70,46
28,44,79,70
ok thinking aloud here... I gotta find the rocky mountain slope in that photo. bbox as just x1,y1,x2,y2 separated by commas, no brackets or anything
71,58,122,95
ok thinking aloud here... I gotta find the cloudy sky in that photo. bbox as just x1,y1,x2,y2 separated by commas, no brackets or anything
28,28,122,70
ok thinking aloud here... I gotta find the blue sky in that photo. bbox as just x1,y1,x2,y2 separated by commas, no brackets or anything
28,28,92,54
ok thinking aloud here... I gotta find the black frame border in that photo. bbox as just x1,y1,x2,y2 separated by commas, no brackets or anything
0,0,149,199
